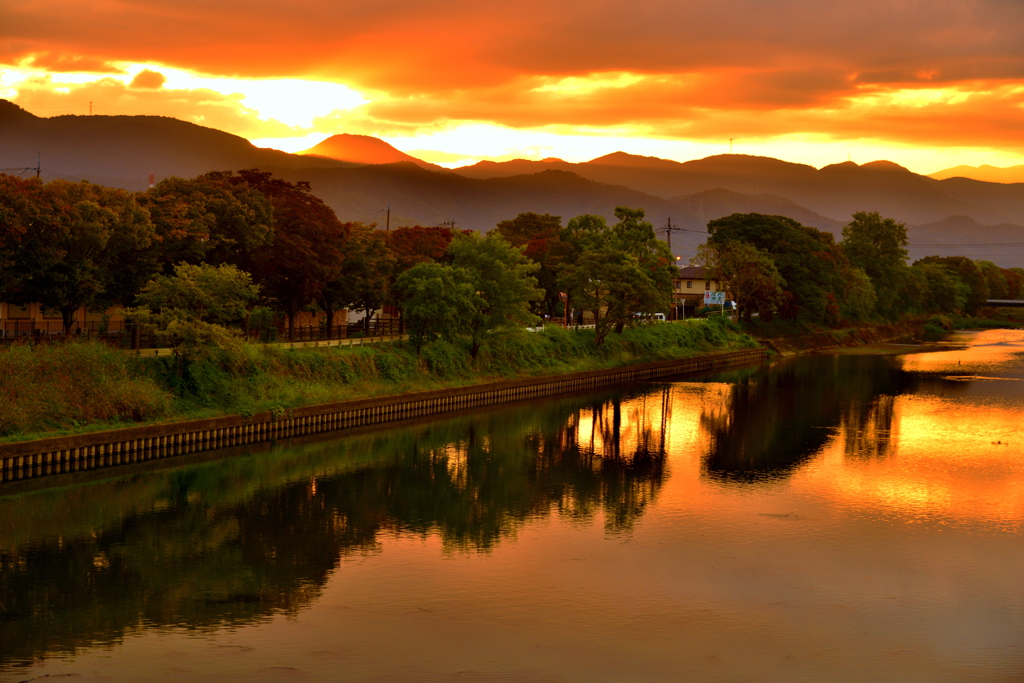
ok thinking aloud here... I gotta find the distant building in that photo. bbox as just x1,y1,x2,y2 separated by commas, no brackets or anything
672,266,724,314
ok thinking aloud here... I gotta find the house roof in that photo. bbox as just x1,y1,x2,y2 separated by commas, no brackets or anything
676,265,709,279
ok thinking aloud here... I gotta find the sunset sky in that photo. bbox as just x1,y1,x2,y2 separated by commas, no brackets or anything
3,0,1024,172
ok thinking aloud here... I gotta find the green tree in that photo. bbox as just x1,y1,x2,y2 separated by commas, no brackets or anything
841,211,908,318
560,208,673,337
0,174,60,300
393,263,476,352
915,256,988,313
708,213,853,325
912,262,965,313
840,267,878,321
495,212,572,317
447,232,542,358
611,207,676,324
977,261,1008,300
564,214,610,252
1002,267,1024,300
19,180,154,335
129,262,260,370
696,240,786,321
561,248,659,347
139,173,273,274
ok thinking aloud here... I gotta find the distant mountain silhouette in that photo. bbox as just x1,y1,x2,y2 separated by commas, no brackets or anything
301,134,440,170
454,152,1024,228
2,99,1022,266
0,99,353,191
905,216,1024,265
929,164,1024,184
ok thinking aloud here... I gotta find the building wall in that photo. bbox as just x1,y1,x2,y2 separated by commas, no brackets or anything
0,302,126,336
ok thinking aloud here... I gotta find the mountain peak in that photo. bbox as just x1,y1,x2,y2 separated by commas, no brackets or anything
586,151,683,169
302,133,434,169
861,160,910,172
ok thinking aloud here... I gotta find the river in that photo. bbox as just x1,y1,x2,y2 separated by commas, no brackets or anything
1,329,1022,682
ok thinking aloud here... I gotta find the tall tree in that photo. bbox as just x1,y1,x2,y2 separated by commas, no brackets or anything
914,256,988,313
0,174,58,301
232,170,345,340
447,232,541,358
495,212,572,317
562,247,657,347
392,262,476,353
708,213,853,325
317,222,394,336
19,180,154,334
139,173,273,274
696,239,786,321
841,211,908,318
608,207,676,325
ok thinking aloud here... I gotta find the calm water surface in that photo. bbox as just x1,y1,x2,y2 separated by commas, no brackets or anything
1,330,1022,682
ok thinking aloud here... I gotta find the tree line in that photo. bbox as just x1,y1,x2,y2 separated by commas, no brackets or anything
3,169,1019,357
698,211,1023,324
0,171,674,352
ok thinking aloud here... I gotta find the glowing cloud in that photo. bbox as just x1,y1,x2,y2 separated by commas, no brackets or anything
2,0,1024,171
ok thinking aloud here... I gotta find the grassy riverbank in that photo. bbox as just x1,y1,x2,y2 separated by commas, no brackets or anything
0,318,757,442
736,306,1024,353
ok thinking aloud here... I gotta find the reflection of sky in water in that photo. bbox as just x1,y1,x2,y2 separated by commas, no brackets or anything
1,330,1022,682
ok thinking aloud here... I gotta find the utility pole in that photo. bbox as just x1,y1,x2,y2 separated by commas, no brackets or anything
657,217,685,253
375,200,392,231
36,153,40,179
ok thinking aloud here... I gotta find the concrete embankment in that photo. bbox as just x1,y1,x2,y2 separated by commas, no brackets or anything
0,348,765,487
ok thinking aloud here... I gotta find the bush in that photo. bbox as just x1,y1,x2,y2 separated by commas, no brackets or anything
372,349,415,382
421,340,470,377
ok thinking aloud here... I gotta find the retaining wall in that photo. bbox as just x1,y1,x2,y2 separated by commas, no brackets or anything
0,348,765,485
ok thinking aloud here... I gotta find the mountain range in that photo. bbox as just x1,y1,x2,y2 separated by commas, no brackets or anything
2,99,1023,266
929,164,1024,184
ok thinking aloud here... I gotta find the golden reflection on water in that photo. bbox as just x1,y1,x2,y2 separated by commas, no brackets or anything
1,329,1022,682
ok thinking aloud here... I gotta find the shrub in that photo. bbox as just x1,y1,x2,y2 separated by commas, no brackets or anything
421,340,470,377
372,348,416,382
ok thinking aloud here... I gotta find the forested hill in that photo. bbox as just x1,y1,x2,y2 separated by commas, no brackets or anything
0,100,356,191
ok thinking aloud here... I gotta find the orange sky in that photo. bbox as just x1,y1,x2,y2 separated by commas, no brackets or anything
3,0,1024,172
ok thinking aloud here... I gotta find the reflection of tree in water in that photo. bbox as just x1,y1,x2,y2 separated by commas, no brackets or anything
699,355,918,484
842,394,897,460
0,390,667,670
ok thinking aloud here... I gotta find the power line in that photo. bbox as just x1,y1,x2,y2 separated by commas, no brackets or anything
908,242,1024,248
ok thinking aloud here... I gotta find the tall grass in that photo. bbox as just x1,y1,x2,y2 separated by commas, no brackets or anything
0,319,756,440
0,341,172,437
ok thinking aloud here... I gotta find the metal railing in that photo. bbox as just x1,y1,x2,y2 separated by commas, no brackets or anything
0,319,127,342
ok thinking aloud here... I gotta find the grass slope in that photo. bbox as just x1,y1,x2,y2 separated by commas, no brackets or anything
0,318,757,442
